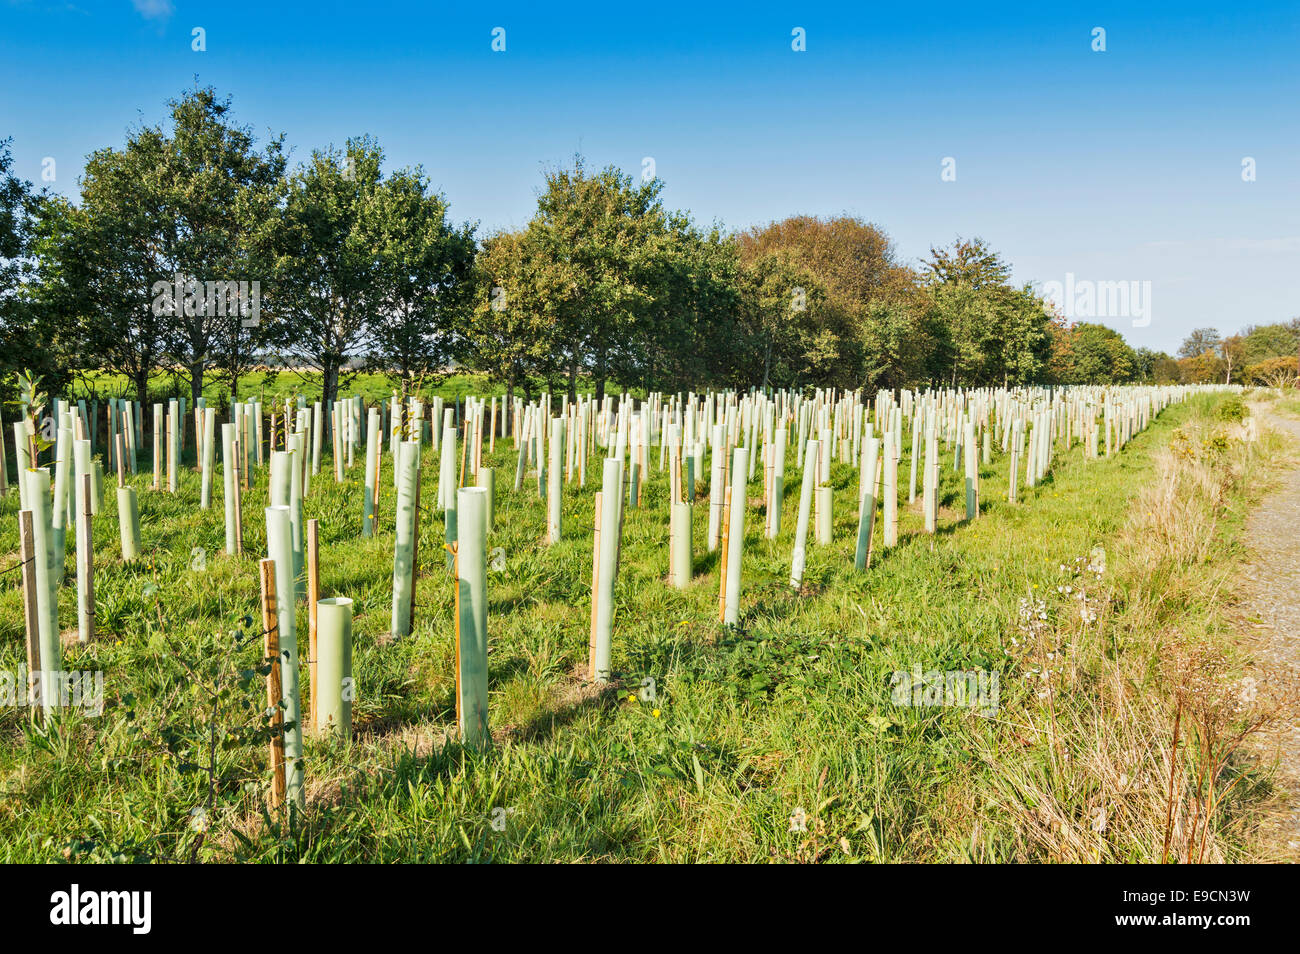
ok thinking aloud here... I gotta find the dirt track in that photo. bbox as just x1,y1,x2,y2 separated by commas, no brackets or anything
1239,408,1300,861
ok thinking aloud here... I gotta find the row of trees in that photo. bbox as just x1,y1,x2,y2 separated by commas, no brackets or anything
7,90,476,409
1172,324,1300,386
4,86,1290,409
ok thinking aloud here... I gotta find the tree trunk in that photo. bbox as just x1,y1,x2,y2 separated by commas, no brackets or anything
134,368,150,409
190,360,205,406
323,361,340,407
594,343,607,404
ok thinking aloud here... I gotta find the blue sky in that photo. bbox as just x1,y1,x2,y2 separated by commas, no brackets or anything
2,1,1297,352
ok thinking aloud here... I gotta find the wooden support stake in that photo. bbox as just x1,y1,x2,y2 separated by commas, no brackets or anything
260,558,286,812
19,510,41,714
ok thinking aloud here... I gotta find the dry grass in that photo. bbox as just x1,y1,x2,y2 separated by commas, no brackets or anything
971,409,1293,862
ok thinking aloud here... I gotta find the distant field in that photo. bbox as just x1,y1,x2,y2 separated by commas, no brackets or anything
69,370,620,408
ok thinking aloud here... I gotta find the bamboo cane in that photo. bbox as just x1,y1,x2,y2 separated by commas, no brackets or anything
265,507,304,807
25,469,59,717
18,510,42,717
259,558,287,811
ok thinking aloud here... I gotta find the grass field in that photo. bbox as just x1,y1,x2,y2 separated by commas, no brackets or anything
0,389,1285,862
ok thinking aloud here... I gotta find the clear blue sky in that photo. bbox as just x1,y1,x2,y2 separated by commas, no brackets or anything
2,0,1297,353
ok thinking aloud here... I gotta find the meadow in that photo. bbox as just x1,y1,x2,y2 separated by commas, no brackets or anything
0,386,1286,862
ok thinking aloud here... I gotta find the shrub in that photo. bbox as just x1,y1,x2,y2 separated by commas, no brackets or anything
1217,395,1247,423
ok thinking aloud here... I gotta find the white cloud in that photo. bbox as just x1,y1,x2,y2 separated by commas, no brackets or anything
131,0,173,20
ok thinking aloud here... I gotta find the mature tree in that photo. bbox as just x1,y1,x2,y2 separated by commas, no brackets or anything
857,297,939,390
467,229,560,406
737,216,916,386
33,179,167,407
521,157,666,402
731,252,838,390
984,285,1053,386
621,215,742,394
1151,353,1182,384
0,139,72,405
739,217,913,307
1064,323,1138,384
266,137,385,405
50,87,286,405
1178,349,1226,384
1044,311,1076,384
924,236,1012,290
1133,347,1160,382
364,168,476,392
1244,354,1298,387
0,139,31,322
922,238,1047,386
162,89,285,402
1178,327,1221,360
1239,320,1300,366
1220,334,1246,384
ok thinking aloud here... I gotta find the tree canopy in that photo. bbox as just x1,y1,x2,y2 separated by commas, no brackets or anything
11,85,1279,408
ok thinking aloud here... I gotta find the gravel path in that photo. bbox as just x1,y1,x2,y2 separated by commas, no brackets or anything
1239,408,1300,861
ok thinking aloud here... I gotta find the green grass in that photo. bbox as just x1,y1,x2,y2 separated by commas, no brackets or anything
0,392,1278,861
